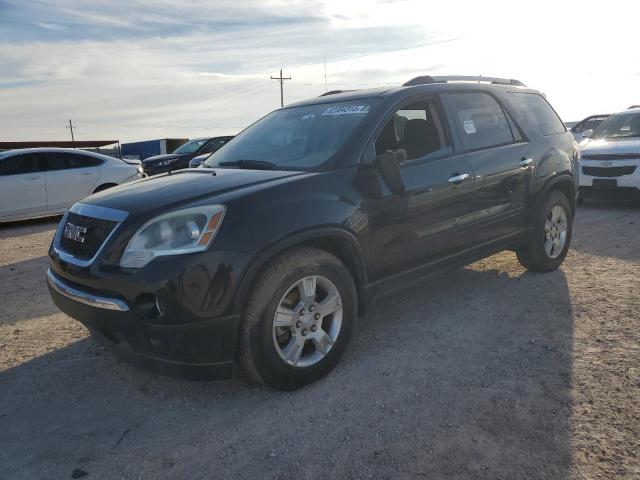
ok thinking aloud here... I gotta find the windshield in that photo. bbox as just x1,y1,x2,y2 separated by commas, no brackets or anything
203,100,377,171
173,139,208,154
591,112,640,140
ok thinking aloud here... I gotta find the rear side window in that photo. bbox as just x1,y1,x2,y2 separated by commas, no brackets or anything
447,93,515,151
508,92,566,136
0,153,46,176
47,152,102,170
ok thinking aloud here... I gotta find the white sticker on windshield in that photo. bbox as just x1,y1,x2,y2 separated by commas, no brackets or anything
463,120,477,134
322,105,371,116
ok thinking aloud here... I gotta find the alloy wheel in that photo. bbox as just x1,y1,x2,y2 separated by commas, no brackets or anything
272,275,343,368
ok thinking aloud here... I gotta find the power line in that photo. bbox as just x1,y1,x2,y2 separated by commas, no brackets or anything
270,68,291,107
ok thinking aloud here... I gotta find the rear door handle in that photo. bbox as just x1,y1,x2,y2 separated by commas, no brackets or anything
25,176,40,180
518,158,534,168
448,173,470,184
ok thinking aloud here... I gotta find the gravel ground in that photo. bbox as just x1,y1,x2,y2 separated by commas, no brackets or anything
0,202,638,480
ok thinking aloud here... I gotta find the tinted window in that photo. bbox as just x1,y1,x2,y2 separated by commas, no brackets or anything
580,117,606,132
508,92,566,136
173,139,208,154
201,139,228,153
448,93,514,150
375,99,452,163
47,152,102,170
204,100,379,171
0,153,46,176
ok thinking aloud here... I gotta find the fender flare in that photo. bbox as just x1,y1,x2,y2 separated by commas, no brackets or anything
232,227,368,318
539,173,577,212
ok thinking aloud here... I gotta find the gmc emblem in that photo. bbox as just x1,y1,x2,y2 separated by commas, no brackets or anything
63,223,87,243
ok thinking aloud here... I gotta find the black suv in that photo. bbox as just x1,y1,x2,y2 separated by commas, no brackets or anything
140,136,234,176
47,76,578,390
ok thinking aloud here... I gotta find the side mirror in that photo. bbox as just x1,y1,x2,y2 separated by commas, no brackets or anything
375,150,405,195
581,129,593,138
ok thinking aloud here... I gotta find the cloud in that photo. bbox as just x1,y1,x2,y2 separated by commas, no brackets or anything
0,0,639,142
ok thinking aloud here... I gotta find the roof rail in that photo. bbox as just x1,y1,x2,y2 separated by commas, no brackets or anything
403,75,526,87
319,89,354,97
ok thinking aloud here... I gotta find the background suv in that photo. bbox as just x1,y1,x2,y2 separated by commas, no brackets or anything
140,136,234,176
47,75,578,390
579,108,640,199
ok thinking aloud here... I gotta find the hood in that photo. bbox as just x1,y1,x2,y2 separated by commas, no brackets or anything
582,138,640,157
143,153,188,164
84,168,308,217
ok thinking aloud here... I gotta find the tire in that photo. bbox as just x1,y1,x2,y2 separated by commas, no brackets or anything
516,190,573,272
239,247,357,390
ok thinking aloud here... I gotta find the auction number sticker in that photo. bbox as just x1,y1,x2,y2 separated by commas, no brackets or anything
322,105,371,116
463,120,477,134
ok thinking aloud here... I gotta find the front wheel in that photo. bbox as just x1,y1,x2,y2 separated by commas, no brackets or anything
516,190,573,272
239,247,356,390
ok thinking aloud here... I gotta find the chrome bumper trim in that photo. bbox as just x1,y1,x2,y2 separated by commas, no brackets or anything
47,268,129,312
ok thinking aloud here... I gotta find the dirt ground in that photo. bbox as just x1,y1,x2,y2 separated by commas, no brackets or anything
0,202,638,480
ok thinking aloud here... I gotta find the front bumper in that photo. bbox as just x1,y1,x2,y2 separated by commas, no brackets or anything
47,268,239,379
47,214,253,378
578,159,640,190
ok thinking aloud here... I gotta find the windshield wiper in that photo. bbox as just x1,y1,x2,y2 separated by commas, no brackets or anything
217,159,279,170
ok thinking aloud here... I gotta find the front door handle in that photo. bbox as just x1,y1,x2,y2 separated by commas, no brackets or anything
448,173,470,184
518,158,534,168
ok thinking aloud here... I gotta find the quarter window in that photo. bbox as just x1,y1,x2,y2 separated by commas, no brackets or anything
0,153,46,176
447,93,515,151
508,92,566,136
375,99,452,163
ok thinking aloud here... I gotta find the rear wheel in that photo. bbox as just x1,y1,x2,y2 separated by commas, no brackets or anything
516,190,573,272
239,247,356,390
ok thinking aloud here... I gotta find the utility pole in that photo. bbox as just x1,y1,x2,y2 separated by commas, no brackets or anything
66,119,75,145
270,68,291,107
324,58,328,93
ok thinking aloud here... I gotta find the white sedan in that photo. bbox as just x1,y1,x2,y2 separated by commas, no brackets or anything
0,148,141,222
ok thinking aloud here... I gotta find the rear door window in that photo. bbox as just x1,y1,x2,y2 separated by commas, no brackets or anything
47,152,102,170
447,92,515,151
0,153,46,176
508,92,566,136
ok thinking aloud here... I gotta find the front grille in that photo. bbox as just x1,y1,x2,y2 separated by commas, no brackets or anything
59,212,118,260
582,166,637,178
582,154,640,161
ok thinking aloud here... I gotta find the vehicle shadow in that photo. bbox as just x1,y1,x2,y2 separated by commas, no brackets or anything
0,256,59,324
0,255,574,479
0,216,59,240
572,202,640,261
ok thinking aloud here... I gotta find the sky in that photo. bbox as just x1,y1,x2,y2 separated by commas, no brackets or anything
1,0,639,143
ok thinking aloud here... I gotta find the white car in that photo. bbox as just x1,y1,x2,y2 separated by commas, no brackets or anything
0,148,141,222
579,109,640,199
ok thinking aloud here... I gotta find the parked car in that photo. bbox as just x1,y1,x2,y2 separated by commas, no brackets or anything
189,152,214,168
578,108,640,199
140,136,234,176
47,75,578,390
570,114,611,142
0,148,140,222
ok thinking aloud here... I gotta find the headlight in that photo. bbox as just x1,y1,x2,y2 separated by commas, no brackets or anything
120,205,225,268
